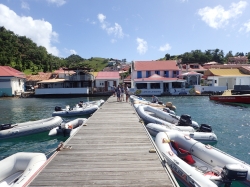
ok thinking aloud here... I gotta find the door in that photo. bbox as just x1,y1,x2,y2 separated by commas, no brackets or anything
105,81,108,91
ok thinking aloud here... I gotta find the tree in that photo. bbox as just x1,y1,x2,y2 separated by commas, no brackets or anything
165,53,170,60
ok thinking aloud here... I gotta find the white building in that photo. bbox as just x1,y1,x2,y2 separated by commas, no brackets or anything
130,60,189,95
0,66,25,97
95,71,120,92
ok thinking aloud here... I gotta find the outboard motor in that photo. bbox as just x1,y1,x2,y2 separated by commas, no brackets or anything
0,124,12,130
177,114,192,126
55,106,62,111
197,124,212,132
221,164,248,187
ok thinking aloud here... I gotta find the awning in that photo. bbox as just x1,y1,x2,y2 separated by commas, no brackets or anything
37,79,65,83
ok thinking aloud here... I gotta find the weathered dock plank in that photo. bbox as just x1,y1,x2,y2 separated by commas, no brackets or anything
28,96,179,187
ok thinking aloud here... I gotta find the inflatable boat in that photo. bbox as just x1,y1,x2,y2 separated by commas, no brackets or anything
49,118,88,137
0,116,63,140
146,123,217,144
130,95,177,111
52,103,99,117
80,99,105,107
0,152,47,187
155,131,250,187
134,104,199,131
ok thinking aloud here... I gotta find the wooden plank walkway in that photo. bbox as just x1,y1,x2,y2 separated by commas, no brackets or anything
28,96,179,187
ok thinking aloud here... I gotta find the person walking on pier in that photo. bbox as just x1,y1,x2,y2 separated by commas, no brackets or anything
116,85,121,102
125,84,130,102
120,85,125,101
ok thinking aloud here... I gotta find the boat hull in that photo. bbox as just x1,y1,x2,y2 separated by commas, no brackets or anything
0,116,63,140
146,123,217,144
209,95,250,104
155,131,250,187
52,105,98,117
0,152,47,187
49,118,87,136
134,104,198,131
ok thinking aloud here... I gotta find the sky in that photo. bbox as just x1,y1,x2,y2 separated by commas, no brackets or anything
0,0,250,62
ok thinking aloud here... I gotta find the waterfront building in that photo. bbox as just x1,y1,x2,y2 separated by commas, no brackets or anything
130,60,190,95
0,66,25,96
94,71,120,92
35,67,94,96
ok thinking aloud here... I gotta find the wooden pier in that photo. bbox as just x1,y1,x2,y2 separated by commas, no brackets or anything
28,96,179,187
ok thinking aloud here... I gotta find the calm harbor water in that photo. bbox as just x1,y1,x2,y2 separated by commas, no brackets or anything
0,95,249,187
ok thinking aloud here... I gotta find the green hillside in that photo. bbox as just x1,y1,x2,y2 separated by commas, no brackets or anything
0,26,110,74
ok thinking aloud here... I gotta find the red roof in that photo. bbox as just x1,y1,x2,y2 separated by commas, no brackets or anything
134,74,185,82
134,60,179,71
0,66,25,78
96,71,120,79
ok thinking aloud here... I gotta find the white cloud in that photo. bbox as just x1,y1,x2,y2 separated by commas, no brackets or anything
239,20,250,32
111,39,117,43
21,1,30,10
106,23,124,38
47,0,66,6
136,38,148,55
198,1,247,29
0,4,59,56
97,13,125,38
159,43,171,52
98,14,106,24
70,49,77,55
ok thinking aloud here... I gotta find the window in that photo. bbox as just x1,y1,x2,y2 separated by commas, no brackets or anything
150,83,160,89
173,71,178,78
137,71,142,78
146,71,151,78
155,70,160,75
172,82,182,88
136,83,147,89
164,71,169,77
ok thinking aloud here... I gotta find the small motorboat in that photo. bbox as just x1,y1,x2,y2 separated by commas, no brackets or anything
49,118,88,137
52,103,99,117
0,152,47,187
77,99,105,107
134,104,199,131
155,131,250,187
0,116,63,140
146,123,217,144
130,95,177,111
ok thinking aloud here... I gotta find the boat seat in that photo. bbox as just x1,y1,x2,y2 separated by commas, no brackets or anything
170,140,195,165
0,171,23,186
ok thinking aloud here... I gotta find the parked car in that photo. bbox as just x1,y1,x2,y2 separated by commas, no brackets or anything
25,85,34,91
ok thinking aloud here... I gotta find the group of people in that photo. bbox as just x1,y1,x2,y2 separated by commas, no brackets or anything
112,84,130,102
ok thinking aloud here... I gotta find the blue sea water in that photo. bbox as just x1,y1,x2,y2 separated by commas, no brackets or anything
0,96,250,187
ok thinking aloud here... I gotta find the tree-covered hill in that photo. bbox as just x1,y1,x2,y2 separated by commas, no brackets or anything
0,27,109,74
160,49,250,64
